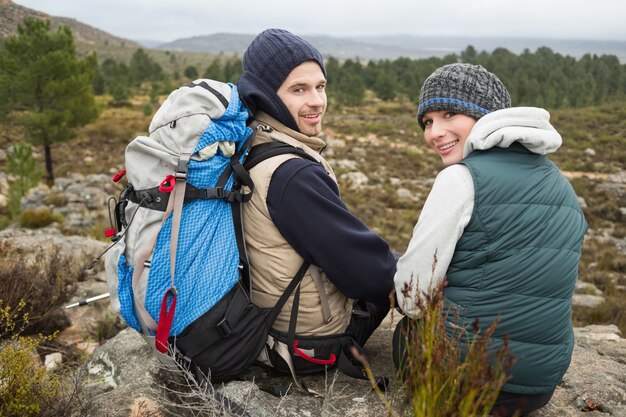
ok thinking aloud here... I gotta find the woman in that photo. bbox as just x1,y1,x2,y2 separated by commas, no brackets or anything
394,63,587,416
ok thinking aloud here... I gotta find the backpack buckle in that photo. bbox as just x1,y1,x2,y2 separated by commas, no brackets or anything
216,317,232,337
175,154,190,180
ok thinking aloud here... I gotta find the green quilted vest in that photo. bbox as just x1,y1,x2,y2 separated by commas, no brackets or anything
447,143,587,394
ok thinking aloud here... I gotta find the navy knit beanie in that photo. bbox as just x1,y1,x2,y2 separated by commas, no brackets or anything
237,29,326,132
243,28,326,91
417,63,511,130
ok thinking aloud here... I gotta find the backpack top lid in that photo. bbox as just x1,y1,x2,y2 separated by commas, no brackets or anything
149,79,234,135
123,81,252,192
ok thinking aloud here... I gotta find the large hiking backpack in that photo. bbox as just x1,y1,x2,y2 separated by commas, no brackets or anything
103,79,384,391
103,79,311,383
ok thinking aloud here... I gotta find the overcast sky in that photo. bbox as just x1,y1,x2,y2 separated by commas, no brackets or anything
13,0,626,43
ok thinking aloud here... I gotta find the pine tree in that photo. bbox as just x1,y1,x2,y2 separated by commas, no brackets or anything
0,17,99,183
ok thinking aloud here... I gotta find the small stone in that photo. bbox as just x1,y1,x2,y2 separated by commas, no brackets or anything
572,294,605,308
44,352,63,370
396,188,413,200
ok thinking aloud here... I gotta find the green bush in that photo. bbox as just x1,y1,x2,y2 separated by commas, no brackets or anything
0,300,59,417
0,300,97,417
91,311,126,343
0,215,10,230
19,208,63,229
42,192,69,207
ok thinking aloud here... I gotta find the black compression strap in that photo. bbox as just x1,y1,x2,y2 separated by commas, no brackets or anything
287,280,301,357
266,261,310,328
126,183,243,211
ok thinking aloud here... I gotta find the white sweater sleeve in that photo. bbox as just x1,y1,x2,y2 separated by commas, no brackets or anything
394,164,474,318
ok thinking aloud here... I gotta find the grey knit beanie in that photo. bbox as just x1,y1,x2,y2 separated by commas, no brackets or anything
243,28,326,91
417,63,511,130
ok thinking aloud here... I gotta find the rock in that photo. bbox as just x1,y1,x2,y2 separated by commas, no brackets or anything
81,318,626,417
57,270,112,349
45,352,63,370
574,325,626,364
20,173,122,233
584,148,596,157
572,281,605,308
572,294,606,308
327,137,346,149
596,182,626,203
396,188,414,200
531,342,626,416
339,171,369,190
129,397,165,417
575,281,602,296
0,172,8,195
334,159,359,170
607,170,626,184
83,328,166,417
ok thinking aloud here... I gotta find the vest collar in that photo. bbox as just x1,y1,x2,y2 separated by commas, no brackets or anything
255,112,327,154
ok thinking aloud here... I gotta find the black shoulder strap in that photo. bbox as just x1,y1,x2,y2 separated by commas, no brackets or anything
234,139,317,297
244,141,318,171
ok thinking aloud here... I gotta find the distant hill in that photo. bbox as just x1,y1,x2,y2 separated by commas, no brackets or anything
156,32,626,63
2,0,624,64
0,0,205,73
0,0,140,49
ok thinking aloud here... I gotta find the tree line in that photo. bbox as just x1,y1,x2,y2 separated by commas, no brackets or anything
91,45,626,111
327,47,625,108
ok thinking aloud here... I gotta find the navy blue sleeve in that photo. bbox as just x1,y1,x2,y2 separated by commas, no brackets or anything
267,158,396,307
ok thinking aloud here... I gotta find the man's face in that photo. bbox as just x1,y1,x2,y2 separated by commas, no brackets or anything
276,61,327,136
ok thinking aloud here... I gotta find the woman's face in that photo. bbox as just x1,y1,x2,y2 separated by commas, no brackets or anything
421,110,477,166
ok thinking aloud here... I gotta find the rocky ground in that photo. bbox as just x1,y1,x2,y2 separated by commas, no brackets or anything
81,313,626,417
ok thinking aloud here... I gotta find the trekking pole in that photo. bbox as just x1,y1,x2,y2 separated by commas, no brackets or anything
65,293,110,309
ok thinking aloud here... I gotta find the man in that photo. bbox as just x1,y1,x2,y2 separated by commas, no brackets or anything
237,29,395,373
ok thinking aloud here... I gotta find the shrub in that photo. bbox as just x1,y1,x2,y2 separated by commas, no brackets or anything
19,207,64,229
0,215,10,230
359,275,512,417
42,192,69,207
0,240,74,335
401,283,511,416
91,311,127,343
0,300,58,417
0,299,98,417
